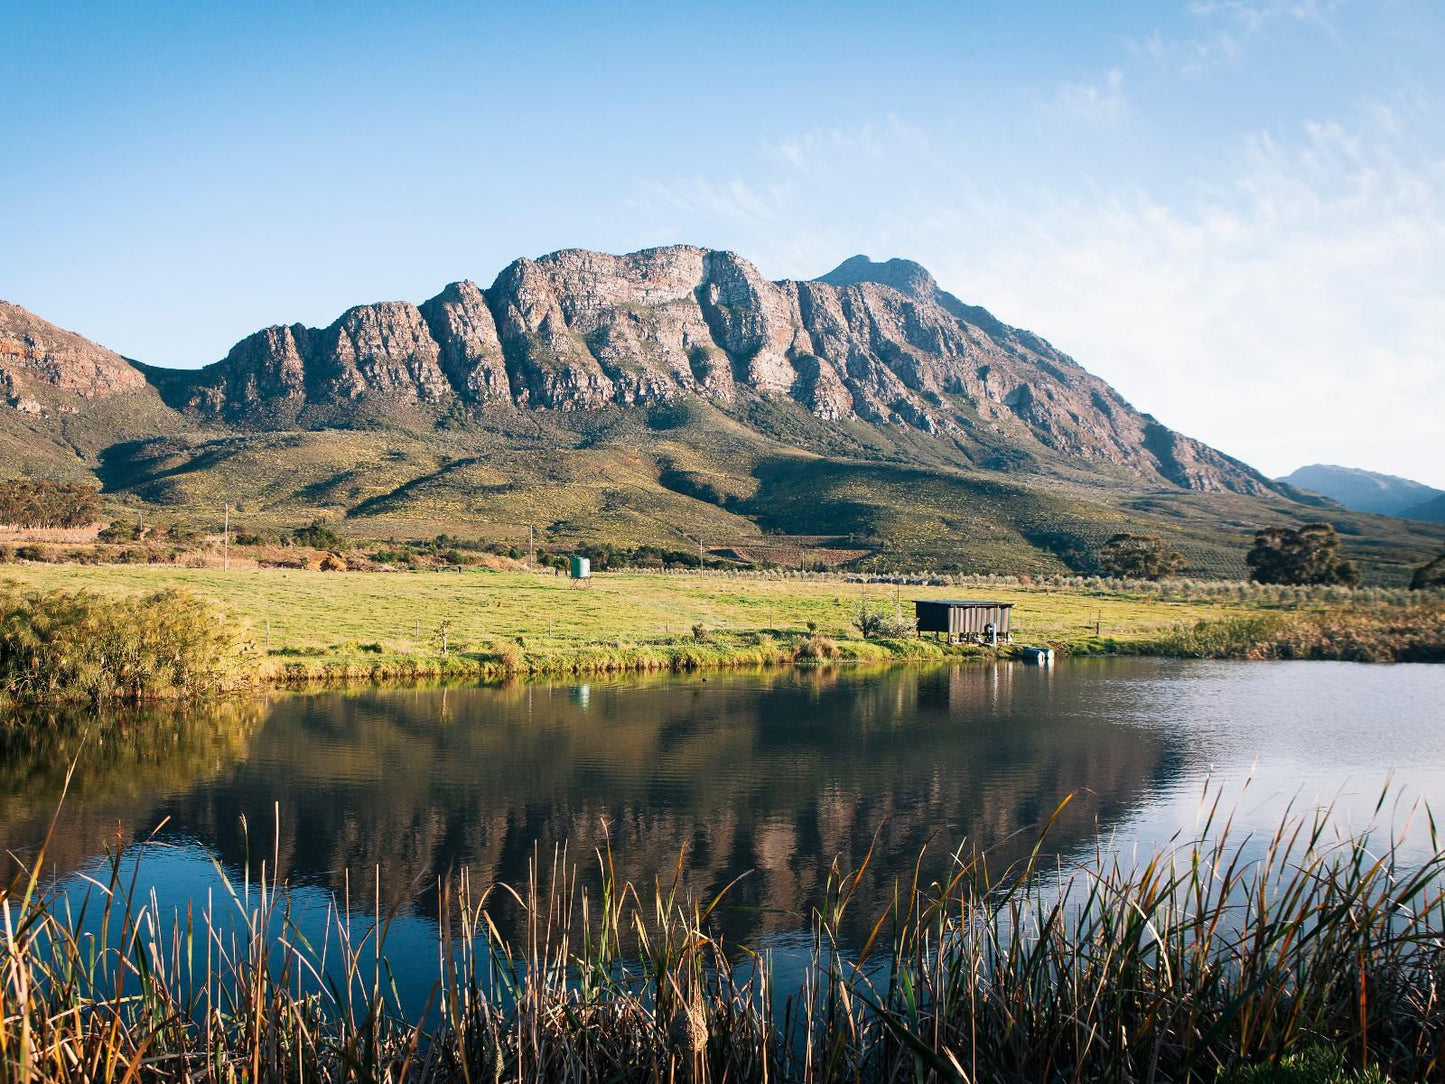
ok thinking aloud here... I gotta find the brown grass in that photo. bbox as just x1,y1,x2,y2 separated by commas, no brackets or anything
3,789,1441,1081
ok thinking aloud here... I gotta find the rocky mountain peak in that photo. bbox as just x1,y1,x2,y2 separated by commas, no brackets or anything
816,255,938,298
22,247,1276,498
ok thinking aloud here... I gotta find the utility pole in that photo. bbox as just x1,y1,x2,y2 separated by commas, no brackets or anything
223,503,230,571
528,524,535,564
698,538,705,568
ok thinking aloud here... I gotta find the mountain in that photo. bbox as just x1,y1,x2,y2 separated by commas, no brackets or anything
4,247,1443,582
135,247,1267,496
1399,494,1445,524
1277,464,1444,517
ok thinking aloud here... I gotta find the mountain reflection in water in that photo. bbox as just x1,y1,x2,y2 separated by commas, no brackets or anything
2,662,1185,945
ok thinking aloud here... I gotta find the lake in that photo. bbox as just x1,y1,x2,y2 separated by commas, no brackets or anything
3,657,1442,1010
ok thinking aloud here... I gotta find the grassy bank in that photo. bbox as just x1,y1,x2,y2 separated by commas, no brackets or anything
0,564,1441,700
3,799,1439,1081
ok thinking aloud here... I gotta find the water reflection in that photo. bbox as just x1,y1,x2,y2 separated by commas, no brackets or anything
3,663,1187,945
0,700,262,879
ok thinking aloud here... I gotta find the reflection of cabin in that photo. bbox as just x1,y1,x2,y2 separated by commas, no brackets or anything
913,600,1013,644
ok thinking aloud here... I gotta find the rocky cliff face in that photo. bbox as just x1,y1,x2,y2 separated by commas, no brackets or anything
14,247,1274,496
0,301,148,414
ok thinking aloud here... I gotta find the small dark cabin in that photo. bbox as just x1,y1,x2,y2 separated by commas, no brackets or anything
913,600,1013,643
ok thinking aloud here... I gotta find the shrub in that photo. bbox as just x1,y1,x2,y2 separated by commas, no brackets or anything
0,543,12,564
98,520,144,543
292,519,347,550
0,586,242,702
1411,552,1445,591
494,641,524,669
15,544,45,562
853,598,915,639
794,634,838,660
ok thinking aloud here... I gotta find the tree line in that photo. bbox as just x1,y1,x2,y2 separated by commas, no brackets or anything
1096,523,1369,587
0,480,100,529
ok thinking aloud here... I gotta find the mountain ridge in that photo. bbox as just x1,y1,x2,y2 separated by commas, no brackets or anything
40,244,1272,498
9,245,1442,583
1277,463,1444,517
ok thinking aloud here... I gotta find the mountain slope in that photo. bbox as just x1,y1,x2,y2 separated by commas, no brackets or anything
1399,494,1445,524
0,301,192,479
4,247,1442,583
1278,464,1443,516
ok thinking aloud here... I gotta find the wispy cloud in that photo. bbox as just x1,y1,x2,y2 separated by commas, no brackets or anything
628,94,1445,483
1133,0,1349,74
1050,68,1127,125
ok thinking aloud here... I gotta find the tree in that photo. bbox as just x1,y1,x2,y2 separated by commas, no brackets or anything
292,519,347,551
1246,522,1358,586
1411,552,1445,590
0,480,100,528
1097,533,1185,580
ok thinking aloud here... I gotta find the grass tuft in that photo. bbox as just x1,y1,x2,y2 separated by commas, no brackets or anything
3,794,1441,1080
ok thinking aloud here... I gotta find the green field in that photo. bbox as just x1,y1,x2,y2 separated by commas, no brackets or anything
5,561,1437,687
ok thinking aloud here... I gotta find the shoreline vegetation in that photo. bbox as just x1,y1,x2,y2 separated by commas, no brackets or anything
3,796,1440,1081
1,563,1442,704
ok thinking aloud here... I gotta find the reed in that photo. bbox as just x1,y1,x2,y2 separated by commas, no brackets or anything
1136,605,1445,663
0,585,247,704
4,788,1441,1082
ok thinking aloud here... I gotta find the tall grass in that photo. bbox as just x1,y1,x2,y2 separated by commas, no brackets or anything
4,790,1442,1081
0,585,246,703
1140,607,1445,663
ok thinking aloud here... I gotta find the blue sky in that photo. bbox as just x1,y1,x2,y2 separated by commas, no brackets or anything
4,0,1442,485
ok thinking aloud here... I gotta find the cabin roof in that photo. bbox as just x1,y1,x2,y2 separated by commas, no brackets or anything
913,599,1014,608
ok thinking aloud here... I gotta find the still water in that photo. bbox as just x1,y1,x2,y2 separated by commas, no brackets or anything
3,658,1442,1004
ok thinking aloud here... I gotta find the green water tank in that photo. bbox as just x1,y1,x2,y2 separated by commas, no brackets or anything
569,556,591,579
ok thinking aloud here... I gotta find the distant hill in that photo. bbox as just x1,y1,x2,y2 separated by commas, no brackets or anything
1277,464,1444,517
1399,494,1445,524
4,247,1444,582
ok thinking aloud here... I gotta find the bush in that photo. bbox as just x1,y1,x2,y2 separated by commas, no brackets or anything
292,519,347,550
1231,1045,1391,1083
794,634,838,660
0,586,242,702
0,544,12,564
494,641,525,669
1411,552,1445,591
98,520,144,543
15,544,45,562
853,598,915,638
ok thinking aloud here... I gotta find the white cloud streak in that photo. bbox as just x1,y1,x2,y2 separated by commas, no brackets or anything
1133,0,1349,74
1050,68,1127,124
630,95,1445,486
